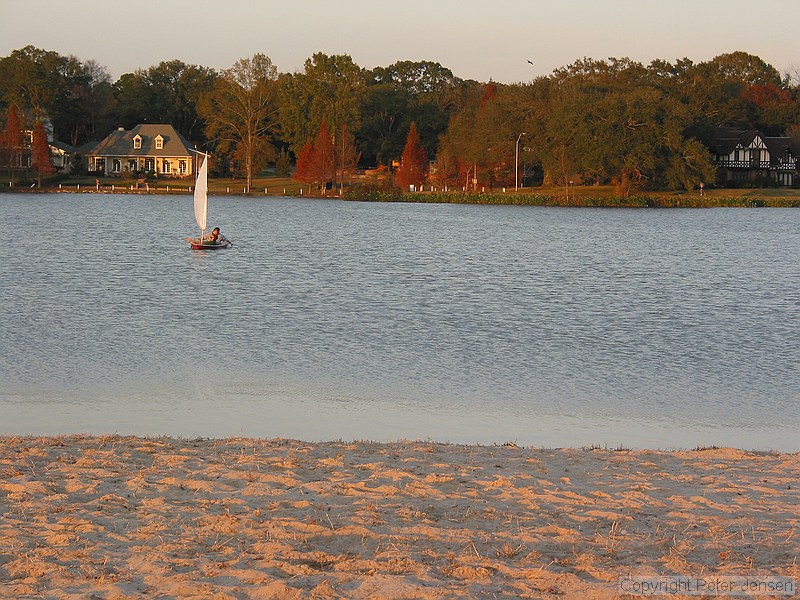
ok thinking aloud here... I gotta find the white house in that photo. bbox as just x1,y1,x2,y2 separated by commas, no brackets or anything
87,124,195,177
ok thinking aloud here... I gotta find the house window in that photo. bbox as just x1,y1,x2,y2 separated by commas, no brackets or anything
163,160,171,173
128,159,137,172
95,158,105,173
179,160,187,174
144,158,154,172
155,136,164,150
133,135,142,149
732,171,748,182
112,159,121,173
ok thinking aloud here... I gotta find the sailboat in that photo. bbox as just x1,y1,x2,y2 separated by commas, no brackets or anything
185,151,231,250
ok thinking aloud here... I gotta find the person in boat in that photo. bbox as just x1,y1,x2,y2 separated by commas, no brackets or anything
203,227,228,245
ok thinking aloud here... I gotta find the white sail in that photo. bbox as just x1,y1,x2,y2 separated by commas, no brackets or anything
193,153,208,231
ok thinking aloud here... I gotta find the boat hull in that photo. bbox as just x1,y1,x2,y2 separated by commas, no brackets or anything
185,237,232,250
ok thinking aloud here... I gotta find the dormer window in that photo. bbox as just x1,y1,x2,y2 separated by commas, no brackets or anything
155,135,164,150
133,135,142,150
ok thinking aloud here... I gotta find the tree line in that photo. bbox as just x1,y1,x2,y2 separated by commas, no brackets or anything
1,45,799,194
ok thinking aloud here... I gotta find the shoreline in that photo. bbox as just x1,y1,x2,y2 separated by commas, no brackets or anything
1,435,797,598
3,186,800,208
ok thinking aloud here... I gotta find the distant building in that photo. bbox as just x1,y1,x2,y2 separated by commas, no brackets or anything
87,124,195,177
17,116,74,174
710,128,798,187
49,140,75,173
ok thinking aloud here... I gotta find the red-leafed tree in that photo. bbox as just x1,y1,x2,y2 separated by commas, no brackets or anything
293,119,335,193
293,140,314,185
395,122,428,190
311,119,335,191
0,121,6,178
31,120,55,186
2,105,24,185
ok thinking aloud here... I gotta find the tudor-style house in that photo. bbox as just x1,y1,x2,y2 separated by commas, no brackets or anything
88,124,194,177
710,128,798,187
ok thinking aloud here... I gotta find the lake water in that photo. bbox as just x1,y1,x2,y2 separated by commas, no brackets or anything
1,193,798,450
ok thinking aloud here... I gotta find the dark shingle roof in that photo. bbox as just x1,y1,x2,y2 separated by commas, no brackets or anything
50,140,76,153
762,136,791,157
90,124,192,158
709,127,797,161
709,128,756,155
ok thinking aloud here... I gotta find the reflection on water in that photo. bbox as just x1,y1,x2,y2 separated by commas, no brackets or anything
1,194,798,450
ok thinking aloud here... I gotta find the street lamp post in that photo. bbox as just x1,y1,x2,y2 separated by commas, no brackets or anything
515,132,526,191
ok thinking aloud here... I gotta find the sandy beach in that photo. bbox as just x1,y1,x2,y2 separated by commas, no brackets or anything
0,436,797,599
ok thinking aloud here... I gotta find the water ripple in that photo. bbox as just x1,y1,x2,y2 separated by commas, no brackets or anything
1,195,798,449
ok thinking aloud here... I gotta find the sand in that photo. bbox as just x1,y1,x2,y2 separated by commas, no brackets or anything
0,436,797,599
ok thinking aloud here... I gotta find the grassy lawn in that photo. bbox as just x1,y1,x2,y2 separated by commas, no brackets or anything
20,175,800,206
53,175,308,196
506,184,800,200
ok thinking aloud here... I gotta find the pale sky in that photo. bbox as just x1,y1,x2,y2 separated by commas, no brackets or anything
1,0,797,83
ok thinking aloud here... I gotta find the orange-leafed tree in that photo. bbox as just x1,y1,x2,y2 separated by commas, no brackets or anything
311,119,335,191
0,120,6,178
293,140,314,185
31,120,54,186
395,122,428,190
293,119,335,193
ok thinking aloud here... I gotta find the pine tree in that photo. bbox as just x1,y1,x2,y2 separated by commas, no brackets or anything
395,122,428,190
31,121,54,186
275,148,292,177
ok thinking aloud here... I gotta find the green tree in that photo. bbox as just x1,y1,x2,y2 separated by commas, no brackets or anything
360,61,463,168
523,57,716,194
76,60,115,144
788,123,800,146
144,60,217,140
0,46,61,117
335,124,360,187
0,46,120,147
112,71,153,129
200,53,279,188
0,47,83,144
357,83,408,167
436,82,520,189
278,53,365,159
113,61,217,142
524,74,582,187
683,52,784,132
274,148,291,177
